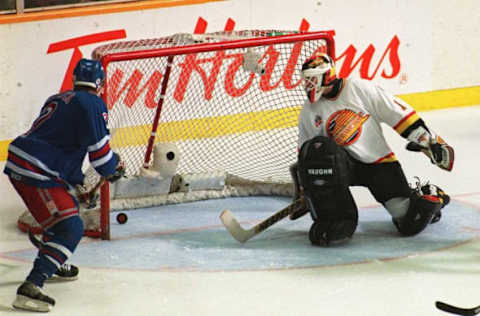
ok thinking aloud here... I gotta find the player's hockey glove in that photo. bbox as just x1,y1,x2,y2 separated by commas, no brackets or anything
106,152,126,183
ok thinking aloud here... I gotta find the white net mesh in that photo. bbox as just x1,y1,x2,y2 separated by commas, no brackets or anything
91,30,330,183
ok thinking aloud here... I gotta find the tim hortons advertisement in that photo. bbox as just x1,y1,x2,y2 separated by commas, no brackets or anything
47,17,401,121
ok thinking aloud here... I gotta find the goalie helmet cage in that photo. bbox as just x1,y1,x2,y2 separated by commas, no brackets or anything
16,30,336,240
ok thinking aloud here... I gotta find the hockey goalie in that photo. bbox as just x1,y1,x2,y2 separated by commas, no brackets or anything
289,52,454,247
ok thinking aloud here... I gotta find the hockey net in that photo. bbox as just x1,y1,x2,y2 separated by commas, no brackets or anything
18,30,336,239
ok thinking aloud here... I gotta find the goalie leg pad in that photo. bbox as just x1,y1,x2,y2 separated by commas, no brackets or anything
297,136,358,237
309,217,357,247
393,192,442,236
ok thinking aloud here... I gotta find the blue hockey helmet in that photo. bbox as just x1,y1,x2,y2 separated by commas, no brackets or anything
73,58,105,90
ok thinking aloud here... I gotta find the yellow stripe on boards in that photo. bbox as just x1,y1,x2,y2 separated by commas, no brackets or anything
1,85,479,161
398,85,480,111
110,107,301,147
0,140,10,161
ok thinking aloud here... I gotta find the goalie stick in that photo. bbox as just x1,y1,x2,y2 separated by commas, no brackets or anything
220,197,305,243
436,301,480,316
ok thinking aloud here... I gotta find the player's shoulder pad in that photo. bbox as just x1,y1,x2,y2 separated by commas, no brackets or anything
75,91,107,110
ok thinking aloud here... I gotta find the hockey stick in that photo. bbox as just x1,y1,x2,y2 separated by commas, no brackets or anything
28,229,43,249
436,301,480,316
220,197,305,243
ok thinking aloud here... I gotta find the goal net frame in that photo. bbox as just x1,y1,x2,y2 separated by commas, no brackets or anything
17,30,336,240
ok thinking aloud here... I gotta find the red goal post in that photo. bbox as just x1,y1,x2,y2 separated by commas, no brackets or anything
17,30,336,240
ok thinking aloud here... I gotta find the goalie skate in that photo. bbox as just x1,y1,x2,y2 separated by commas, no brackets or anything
414,179,450,224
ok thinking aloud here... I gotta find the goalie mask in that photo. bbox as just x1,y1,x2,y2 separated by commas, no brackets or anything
301,53,337,103
73,58,105,91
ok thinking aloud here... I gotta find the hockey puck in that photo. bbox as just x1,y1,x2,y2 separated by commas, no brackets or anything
166,151,175,161
116,212,128,224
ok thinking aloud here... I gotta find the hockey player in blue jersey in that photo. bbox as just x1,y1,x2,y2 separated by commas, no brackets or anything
4,58,125,312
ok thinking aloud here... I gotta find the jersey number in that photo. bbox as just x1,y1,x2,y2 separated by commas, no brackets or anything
24,102,58,136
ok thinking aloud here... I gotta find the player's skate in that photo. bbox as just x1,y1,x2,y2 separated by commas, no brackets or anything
47,263,79,282
12,281,55,312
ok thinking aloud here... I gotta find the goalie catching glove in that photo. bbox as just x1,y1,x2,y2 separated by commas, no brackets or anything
405,126,454,172
106,152,126,183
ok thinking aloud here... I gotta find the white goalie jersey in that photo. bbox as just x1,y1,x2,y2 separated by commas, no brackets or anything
298,77,421,164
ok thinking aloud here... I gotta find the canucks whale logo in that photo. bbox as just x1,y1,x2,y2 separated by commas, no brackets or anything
326,109,370,146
